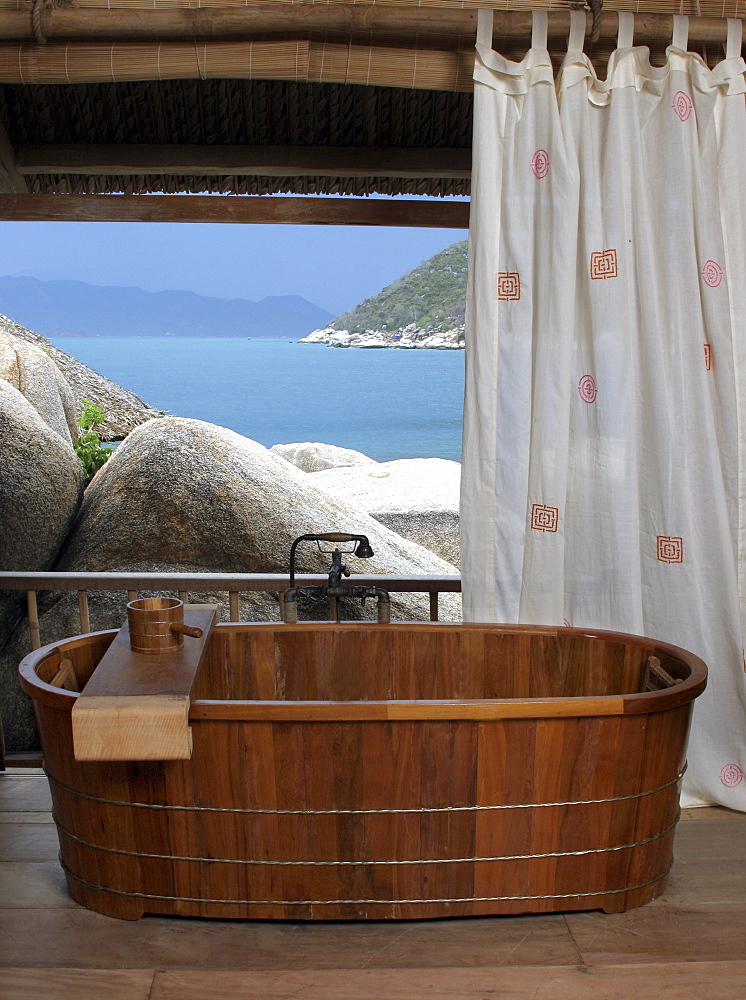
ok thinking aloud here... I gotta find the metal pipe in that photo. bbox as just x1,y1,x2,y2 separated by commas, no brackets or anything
376,590,391,625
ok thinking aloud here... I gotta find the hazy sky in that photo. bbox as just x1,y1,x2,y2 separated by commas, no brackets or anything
0,220,465,316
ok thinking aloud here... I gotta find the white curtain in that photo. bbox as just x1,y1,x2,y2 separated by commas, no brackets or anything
462,9,746,809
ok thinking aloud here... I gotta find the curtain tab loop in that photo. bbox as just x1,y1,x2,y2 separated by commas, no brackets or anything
531,11,548,51
476,9,494,50
617,12,634,50
567,9,587,55
726,18,743,60
672,14,689,51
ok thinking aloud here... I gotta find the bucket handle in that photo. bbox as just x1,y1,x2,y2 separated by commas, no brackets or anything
170,623,203,639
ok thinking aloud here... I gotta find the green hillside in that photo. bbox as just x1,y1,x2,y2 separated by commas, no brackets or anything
332,240,468,334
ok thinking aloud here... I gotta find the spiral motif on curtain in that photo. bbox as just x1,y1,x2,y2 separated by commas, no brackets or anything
701,260,724,287
672,91,694,121
720,764,744,788
530,149,550,179
578,375,598,403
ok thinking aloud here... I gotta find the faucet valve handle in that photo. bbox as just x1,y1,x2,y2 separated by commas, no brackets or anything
360,586,377,608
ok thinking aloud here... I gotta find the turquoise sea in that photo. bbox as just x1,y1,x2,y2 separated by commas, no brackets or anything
50,337,466,463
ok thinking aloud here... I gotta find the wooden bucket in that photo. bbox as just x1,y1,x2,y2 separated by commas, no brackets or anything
126,597,201,654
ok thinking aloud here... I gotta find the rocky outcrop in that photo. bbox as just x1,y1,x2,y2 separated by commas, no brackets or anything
0,380,84,572
54,418,459,621
301,324,464,350
271,441,375,473
1,410,462,751
310,458,460,566
0,330,79,444
0,379,85,750
0,313,164,440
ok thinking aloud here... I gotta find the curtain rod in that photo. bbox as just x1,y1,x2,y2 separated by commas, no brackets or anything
0,7,739,47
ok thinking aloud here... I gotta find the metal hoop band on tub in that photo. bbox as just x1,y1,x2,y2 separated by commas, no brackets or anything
55,812,680,866
46,765,686,815
61,860,673,907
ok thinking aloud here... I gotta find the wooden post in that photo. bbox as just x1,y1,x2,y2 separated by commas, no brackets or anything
77,590,90,634
229,591,239,622
26,591,40,650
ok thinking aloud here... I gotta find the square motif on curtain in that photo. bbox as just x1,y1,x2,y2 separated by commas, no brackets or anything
657,536,684,563
497,272,521,300
531,504,559,532
590,250,618,280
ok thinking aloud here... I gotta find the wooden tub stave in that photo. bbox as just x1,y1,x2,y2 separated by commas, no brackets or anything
20,622,706,921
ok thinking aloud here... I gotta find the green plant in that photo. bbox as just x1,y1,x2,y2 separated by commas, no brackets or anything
74,399,111,480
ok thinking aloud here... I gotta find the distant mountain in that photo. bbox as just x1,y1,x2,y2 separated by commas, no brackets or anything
331,241,468,334
0,276,334,339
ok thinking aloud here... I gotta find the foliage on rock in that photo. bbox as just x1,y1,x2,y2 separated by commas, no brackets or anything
1,313,164,440
330,241,468,335
74,398,112,480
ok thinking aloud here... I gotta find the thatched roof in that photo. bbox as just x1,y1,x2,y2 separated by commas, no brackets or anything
0,3,737,225
0,313,164,440
1,79,472,199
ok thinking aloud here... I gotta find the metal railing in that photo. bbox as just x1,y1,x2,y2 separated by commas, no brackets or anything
0,571,463,651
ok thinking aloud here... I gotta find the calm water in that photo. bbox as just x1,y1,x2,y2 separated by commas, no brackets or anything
51,337,465,462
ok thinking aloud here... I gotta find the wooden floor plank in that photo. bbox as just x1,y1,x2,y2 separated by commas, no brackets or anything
662,855,746,905
651,810,746,905
0,812,55,825
0,823,61,861
672,813,746,860
680,805,740,822
0,910,581,970
0,862,77,908
0,776,52,812
2,968,154,1000
566,904,746,965
150,962,746,1000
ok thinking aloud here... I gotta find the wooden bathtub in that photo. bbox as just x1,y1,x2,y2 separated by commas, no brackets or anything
19,622,707,921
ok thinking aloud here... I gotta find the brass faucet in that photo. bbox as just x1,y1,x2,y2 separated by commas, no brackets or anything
283,532,391,623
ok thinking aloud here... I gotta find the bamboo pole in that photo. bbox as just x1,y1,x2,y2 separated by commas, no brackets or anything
0,38,475,90
0,12,738,89
0,7,740,47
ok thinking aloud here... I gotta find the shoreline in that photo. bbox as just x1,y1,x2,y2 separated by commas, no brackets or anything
300,324,464,350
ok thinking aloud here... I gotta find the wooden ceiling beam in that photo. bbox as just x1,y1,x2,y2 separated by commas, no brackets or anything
15,144,471,180
0,194,470,228
0,7,738,47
